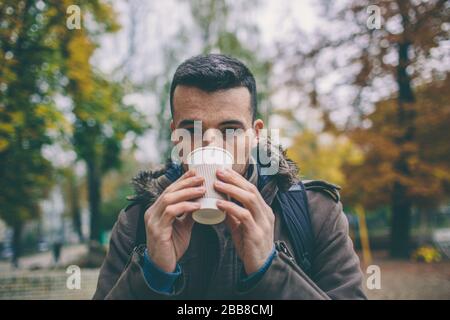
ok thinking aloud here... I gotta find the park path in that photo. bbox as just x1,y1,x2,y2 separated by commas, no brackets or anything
0,244,87,272
363,252,450,299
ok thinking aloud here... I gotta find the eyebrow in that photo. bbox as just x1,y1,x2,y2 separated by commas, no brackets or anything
177,119,197,127
219,120,245,127
177,119,245,127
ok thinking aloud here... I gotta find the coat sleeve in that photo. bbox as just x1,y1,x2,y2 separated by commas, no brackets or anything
234,192,367,300
92,205,186,300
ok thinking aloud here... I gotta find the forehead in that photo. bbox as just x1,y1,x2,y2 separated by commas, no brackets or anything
172,85,252,127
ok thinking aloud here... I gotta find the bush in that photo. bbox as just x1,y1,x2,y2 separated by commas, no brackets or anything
411,245,442,263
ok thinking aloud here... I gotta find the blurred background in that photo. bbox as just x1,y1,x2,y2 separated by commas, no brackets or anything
0,0,449,299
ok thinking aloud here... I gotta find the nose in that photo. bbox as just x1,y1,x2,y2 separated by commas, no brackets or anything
202,128,224,148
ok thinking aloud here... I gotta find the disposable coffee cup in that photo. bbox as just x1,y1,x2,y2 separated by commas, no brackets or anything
186,146,233,225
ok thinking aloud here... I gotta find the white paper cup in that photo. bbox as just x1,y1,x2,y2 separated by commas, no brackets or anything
186,146,233,225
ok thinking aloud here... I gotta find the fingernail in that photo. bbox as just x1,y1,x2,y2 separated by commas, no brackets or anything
217,169,224,175
216,200,223,205
215,180,223,186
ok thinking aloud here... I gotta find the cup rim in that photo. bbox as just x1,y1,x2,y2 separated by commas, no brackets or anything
186,146,233,165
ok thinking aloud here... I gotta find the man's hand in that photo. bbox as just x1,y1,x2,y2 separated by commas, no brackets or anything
144,169,205,273
214,168,275,275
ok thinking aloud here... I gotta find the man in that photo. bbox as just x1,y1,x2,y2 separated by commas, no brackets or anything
93,54,366,300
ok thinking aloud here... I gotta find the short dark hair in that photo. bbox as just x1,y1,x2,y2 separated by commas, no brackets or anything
169,54,257,121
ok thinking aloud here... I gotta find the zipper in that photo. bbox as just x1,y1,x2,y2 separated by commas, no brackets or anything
275,240,296,263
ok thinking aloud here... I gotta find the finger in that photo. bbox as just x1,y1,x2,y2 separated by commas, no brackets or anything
160,201,201,226
165,172,203,193
216,199,256,230
155,181,206,219
216,168,256,193
182,212,195,228
224,213,241,233
177,168,196,181
162,186,206,207
214,180,262,220
174,211,195,231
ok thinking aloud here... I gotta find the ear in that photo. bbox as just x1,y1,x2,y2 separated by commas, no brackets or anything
170,120,177,148
253,119,264,142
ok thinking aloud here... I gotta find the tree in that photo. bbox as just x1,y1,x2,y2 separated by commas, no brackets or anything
1,0,147,263
343,75,450,217
0,0,70,266
287,130,363,186
68,73,147,243
279,0,449,257
61,166,84,242
61,0,148,245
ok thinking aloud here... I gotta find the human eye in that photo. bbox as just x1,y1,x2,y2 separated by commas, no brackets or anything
222,126,244,136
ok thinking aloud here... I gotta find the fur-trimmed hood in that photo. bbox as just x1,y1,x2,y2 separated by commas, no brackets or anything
128,142,300,207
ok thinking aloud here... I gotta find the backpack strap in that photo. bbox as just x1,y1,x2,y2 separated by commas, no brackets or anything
274,180,341,276
275,181,314,275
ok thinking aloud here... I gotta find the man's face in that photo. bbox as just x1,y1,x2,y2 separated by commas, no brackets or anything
170,85,264,175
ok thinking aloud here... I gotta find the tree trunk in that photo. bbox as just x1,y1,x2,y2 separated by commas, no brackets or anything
72,205,84,242
12,221,23,268
390,40,416,258
390,182,412,257
69,172,84,242
418,207,429,245
87,159,102,243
